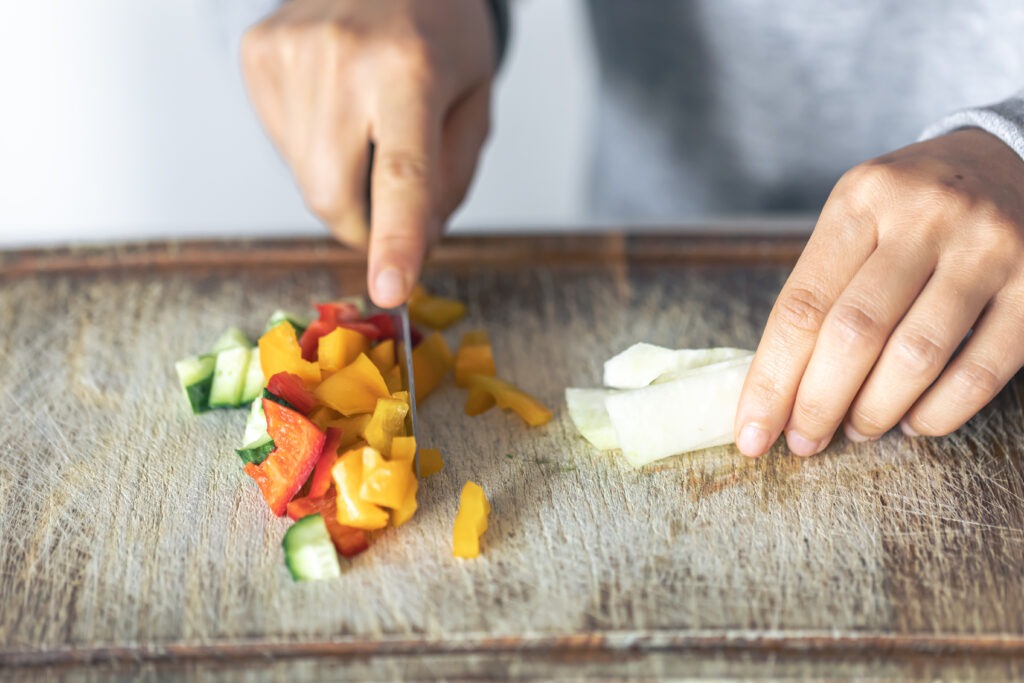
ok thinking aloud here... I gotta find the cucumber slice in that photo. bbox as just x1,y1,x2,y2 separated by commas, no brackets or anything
241,395,269,445
263,388,297,412
236,434,275,465
239,348,265,403
210,327,253,354
265,309,311,336
175,354,216,414
282,514,342,581
209,346,251,408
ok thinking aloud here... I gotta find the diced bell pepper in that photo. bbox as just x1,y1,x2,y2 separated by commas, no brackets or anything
452,481,490,558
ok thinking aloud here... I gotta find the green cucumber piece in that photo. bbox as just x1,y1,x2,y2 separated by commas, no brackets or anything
239,348,265,403
236,434,275,465
209,346,251,408
210,327,253,354
282,514,342,581
175,354,216,414
262,388,297,412
265,309,310,336
241,395,269,445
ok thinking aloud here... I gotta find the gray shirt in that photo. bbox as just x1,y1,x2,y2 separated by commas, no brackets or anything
568,1,1024,220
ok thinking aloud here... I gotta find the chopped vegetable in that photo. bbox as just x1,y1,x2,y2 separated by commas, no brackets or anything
244,399,326,516
209,346,252,409
363,396,409,457
286,492,368,557
358,448,416,510
454,330,496,387
452,481,490,558
603,343,752,389
281,513,342,581
266,372,319,416
308,427,343,499
314,354,390,416
419,448,444,477
408,285,466,330
317,327,369,373
175,354,216,414
265,309,311,336
259,322,320,387
565,387,620,450
464,384,496,416
210,327,253,354
331,447,390,530
390,436,416,462
411,332,454,402
468,375,552,427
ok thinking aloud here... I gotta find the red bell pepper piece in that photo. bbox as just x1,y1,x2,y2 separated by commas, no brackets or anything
364,313,397,340
266,372,319,415
244,399,326,516
308,427,343,499
316,302,362,324
286,492,369,557
298,319,337,361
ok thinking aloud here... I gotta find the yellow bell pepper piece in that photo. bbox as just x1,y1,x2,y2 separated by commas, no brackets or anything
464,385,497,416
390,436,416,462
318,327,370,376
468,375,552,426
452,481,490,558
326,413,373,450
363,397,409,457
419,448,444,477
408,285,466,330
369,338,397,375
390,477,419,526
258,322,320,387
455,330,497,387
359,447,415,510
307,405,342,431
314,353,390,416
332,447,389,530
411,332,453,402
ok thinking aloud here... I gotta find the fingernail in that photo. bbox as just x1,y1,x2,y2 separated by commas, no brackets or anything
900,420,919,437
373,267,406,307
786,430,821,457
844,423,872,443
737,423,771,456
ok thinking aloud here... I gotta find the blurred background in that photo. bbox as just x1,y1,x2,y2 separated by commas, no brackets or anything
0,0,596,247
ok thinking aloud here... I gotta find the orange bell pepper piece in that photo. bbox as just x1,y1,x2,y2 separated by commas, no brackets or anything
359,447,415,510
318,327,370,376
314,353,390,416
464,385,497,416
454,330,497,387
411,332,453,402
258,322,321,387
408,285,466,330
244,399,326,516
468,375,552,427
363,396,409,457
332,447,389,530
452,481,490,558
390,436,416,462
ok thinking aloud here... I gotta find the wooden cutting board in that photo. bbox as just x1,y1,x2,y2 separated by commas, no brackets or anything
2,233,1023,682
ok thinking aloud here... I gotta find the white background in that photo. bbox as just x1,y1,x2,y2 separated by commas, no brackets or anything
0,0,596,246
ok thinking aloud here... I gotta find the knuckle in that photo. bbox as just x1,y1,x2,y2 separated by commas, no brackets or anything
791,397,833,429
848,406,890,436
745,372,784,408
891,329,947,376
303,184,344,220
380,36,436,86
828,300,886,347
906,413,953,437
376,149,431,185
950,359,1004,405
240,25,273,71
773,286,830,334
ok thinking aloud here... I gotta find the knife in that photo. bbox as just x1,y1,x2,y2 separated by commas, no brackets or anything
394,303,420,479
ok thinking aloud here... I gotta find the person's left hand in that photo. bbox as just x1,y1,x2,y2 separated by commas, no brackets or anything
734,128,1024,457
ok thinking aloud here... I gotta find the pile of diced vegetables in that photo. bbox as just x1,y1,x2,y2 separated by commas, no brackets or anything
175,287,551,580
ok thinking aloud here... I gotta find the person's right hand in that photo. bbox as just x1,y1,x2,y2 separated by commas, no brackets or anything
241,0,497,307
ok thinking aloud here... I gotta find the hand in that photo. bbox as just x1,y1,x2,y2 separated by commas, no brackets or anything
735,129,1024,457
241,0,496,307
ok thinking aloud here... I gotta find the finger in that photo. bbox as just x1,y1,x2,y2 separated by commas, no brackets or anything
784,240,936,454
845,261,995,441
239,25,288,153
734,202,877,457
367,83,442,308
902,297,1024,436
438,83,491,221
293,79,372,249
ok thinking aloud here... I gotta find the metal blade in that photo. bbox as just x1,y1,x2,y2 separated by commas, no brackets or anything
395,303,420,479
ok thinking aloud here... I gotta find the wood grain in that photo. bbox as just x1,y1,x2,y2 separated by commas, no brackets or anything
2,234,1023,681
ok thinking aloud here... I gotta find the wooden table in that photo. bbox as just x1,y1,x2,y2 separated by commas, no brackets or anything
2,233,1023,681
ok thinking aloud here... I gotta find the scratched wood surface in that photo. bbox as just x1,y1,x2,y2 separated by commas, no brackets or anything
2,234,1024,682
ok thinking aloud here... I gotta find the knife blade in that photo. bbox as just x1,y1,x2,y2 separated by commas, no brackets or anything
394,303,420,479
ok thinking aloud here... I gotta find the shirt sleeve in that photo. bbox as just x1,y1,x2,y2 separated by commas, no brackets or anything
920,91,1024,162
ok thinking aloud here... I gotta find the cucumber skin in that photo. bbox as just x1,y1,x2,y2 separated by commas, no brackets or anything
175,354,217,414
262,388,297,412
282,514,342,581
236,436,275,466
